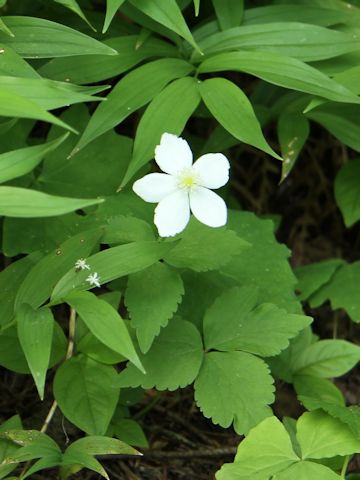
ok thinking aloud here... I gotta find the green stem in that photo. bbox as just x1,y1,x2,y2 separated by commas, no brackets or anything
341,455,350,478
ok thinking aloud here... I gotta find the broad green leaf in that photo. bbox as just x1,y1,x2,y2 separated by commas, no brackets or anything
216,417,298,480
2,431,60,465
203,286,312,356
164,219,249,272
118,319,204,390
74,58,193,152
0,416,22,480
16,305,54,400
334,65,360,95
39,35,177,85
122,76,201,186
0,91,76,132
195,23,360,62
292,339,360,378
51,240,176,301
0,16,117,58
125,262,184,353
0,44,39,78
129,0,200,52
53,0,94,30
223,211,301,313
295,259,344,301
15,229,101,310
198,51,360,105
0,134,68,184
65,435,139,456
0,187,103,218
194,351,274,434
61,451,109,480
54,356,119,435
0,76,107,110
297,410,360,459
199,78,281,159
112,419,148,448
22,456,61,479
0,17,13,36
278,112,309,180
65,291,143,372
307,104,360,152
103,0,126,33
309,262,360,321
274,461,342,480
212,0,243,30
294,375,345,408
335,159,360,227
101,215,155,244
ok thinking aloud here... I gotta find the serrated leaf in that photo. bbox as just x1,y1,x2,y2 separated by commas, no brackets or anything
199,78,281,160
194,351,274,434
118,318,204,390
54,356,119,435
125,262,184,353
121,76,201,186
65,291,143,372
74,58,193,152
0,16,117,58
164,219,249,272
292,339,360,378
16,305,54,400
103,0,127,33
278,112,309,180
295,259,344,301
216,416,298,480
335,159,360,227
51,240,176,301
297,410,360,459
204,286,312,356
212,0,244,30
274,461,342,480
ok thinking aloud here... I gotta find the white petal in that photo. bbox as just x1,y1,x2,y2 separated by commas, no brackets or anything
155,132,193,175
189,186,227,228
154,190,190,237
193,153,230,189
133,173,178,203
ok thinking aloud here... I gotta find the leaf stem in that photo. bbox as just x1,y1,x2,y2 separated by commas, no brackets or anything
341,455,351,477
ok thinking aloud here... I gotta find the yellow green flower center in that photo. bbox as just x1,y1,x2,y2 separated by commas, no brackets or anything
177,168,200,190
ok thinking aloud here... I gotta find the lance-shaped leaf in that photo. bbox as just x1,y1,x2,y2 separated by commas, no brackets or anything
335,159,360,227
0,44,39,78
103,0,127,33
212,0,244,30
0,17,13,36
199,78,281,159
16,305,54,400
53,0,95,30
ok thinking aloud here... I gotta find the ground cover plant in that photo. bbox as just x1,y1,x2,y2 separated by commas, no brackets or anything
0,0,360,478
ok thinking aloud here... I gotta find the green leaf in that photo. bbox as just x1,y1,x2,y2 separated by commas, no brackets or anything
195,23,360,62
112,419,148,448
274,461,342,480
212,0,243,30
53,0,95,30
199,78,281,160
194,351,274,434
0,91,76,132
0,134,68,184
121,76,201,186
118,318,204,390
193,0,200,16
292,339,360,378
297,410,360,459
54,356,119,435
0,17,13,36
309,262,360,322
65,435,139,456
51,240,177,301
0,16,117,58
16,305,54,400
164,219,249,272
278,112,309,180
295,259,344,301
0,416,22,480
129,0,200,52
216,416,298,480
125,262,184,353
0,44,39,78
198,51,360,105
101,215,155,244
74,58,193,152
65,291,143,373
335,159,360,227
294,375,345,408
15,229,101,310
61,451,109,480
334,65,360,95
103,0,126,33
203,286,312,356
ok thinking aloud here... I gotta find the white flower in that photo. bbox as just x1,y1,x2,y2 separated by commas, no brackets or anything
86,272,101,288
75,258,90,271
132,132,230,237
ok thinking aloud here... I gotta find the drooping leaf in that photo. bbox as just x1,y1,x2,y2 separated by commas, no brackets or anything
335,159,360,227
16,305,54,400
54,356,119,435
118,318,204,390
194,351,274,434
199,78,281,159
212,0,244,30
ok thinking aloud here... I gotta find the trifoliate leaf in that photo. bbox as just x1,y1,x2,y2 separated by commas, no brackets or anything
164,219,250,272
125,262,184,353
118,319,204,391
203,286,312,356
295,259,344,301
194,351,274,434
